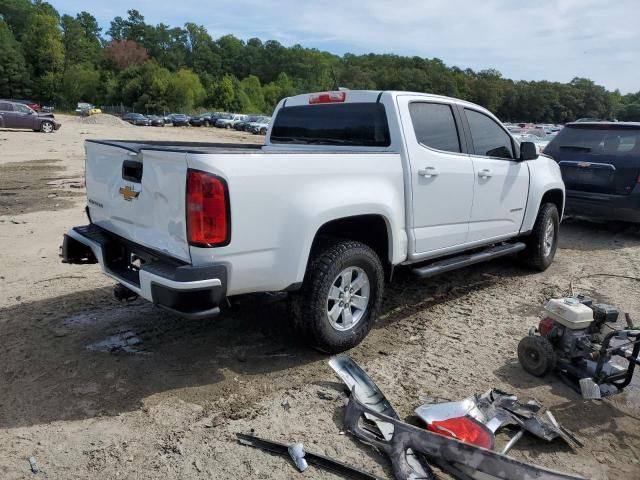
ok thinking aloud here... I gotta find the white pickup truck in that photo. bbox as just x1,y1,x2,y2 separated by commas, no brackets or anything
62,90,564,352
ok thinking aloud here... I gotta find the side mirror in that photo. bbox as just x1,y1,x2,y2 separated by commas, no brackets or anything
520,141,538,161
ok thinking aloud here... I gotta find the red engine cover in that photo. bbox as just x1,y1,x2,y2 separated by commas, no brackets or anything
538,317,556,337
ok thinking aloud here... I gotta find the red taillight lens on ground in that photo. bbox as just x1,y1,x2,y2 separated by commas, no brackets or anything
186,169,230,247
309,91,346,104
426,416,495,450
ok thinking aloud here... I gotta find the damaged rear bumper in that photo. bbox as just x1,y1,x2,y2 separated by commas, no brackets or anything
62,224,226,319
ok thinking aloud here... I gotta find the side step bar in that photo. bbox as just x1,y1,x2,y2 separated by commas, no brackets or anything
412,242,526,279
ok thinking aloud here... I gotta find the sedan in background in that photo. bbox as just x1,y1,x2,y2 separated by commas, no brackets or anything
122,113,151,126
0,100,60,133
147,115,165,127
166,113,190,126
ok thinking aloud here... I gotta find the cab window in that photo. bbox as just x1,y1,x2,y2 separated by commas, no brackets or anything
409,102,461,153
465,109,514,159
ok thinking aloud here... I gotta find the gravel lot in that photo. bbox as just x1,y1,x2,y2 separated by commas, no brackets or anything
1,115,639,480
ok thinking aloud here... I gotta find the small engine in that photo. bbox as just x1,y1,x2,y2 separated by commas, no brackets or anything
538,295,619,359
519,295,640,398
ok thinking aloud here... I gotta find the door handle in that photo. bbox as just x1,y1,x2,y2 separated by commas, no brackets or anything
478,169,492,179
418,167,439,178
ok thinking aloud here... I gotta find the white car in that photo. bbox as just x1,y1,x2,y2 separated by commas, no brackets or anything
63,90,564,352
215,114,246,129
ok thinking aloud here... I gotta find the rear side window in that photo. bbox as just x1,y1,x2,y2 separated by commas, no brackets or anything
0,102,14,112
465,109,514,159
545,125,640,158
270,103,390,147
409,102,461,153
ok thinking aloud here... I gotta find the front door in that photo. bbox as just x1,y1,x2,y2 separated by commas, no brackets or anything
398,96,475,253
13,103,36,129
463,108,529,242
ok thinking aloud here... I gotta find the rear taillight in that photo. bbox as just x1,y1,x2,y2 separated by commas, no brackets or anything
426,416,494,449
186,170,230,247
309,91,346,104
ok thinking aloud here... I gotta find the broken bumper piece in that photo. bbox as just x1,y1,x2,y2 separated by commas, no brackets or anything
344,392,586,480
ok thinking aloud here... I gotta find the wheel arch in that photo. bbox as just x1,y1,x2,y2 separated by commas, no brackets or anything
302,214,394,281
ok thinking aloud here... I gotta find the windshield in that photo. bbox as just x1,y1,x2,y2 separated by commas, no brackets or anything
271,103,391,147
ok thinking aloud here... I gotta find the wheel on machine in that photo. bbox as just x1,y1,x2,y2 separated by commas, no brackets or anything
520,202,559,271
518,335,556,377
291,239,384,353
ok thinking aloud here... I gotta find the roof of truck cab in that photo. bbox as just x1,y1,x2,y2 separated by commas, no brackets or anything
281,90,493,114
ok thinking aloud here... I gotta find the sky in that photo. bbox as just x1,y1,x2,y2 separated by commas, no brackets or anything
50,0,640,93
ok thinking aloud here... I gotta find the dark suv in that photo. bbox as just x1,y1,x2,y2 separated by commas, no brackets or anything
544,122,640,222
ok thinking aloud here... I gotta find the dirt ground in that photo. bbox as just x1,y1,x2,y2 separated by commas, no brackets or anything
1,115,639,480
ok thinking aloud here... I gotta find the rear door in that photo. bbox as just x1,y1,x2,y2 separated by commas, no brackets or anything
462,108,529,242
398,97,475,253
544,124,640,195
85,141,191,262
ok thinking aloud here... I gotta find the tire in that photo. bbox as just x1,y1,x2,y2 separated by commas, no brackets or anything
40,120,54,133
291,240,384,353
518,335,556,377
520,203,559,271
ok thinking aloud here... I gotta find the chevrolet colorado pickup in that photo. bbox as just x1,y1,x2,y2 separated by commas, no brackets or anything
62,90,565,352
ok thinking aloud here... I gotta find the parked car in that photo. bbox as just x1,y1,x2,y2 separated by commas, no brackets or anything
248,116,271,135
0,100,60,133
514,133,549,154
122,113,151,126
63,90,563,353
146,115,165,127
234,115,263,131
76,103,101,116
189,113,214,127
215,113,246,129
166,113,190,126
543,121,640,222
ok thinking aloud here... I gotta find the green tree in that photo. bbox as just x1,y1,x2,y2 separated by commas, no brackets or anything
59,63,100,106
239,75,264,112
167,68,205,111
21,11,64,78
0,19,30,98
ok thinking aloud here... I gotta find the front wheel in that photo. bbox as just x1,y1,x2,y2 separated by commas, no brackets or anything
520,203,559,271
40,121,54,133
518,336,556,377
291,240,384,353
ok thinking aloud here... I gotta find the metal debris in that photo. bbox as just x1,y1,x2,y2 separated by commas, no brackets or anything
329,355,435,480
237,433,384,480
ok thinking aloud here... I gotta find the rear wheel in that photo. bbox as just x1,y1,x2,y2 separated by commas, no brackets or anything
40,121,54,133
520,203,559,271
518,336,556,376
291,240,384,353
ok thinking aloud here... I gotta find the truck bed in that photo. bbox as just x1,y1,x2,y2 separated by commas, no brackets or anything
86,139,263,154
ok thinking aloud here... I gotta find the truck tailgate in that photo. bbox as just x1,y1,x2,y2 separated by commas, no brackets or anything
85,141,191,262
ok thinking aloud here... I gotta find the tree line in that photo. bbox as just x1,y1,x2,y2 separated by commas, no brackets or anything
1,1,639,121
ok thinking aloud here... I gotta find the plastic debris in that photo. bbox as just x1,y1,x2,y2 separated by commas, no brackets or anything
287,442,308,472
